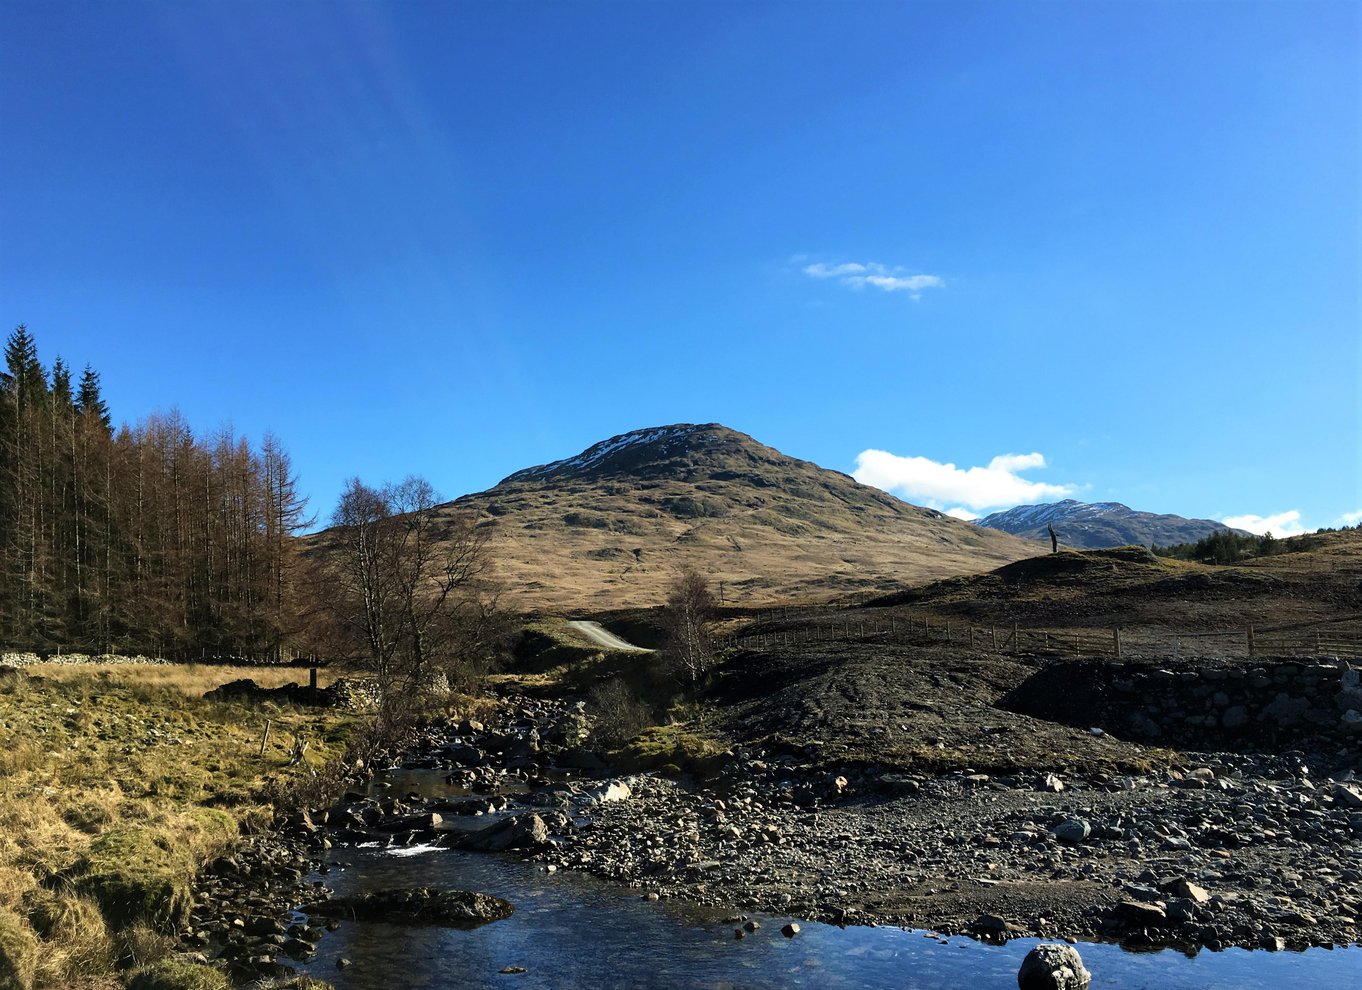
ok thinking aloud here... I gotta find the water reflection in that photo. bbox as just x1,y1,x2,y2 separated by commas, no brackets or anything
296,845,1360,990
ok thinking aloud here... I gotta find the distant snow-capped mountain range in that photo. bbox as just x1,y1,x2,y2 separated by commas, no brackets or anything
974,499,1246,549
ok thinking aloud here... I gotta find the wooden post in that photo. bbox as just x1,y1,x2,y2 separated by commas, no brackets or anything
258,719,272,758
1247,625,1255,658
1113,627,1122,660
991,626,997,650
968,626,974,649
309,667,318,693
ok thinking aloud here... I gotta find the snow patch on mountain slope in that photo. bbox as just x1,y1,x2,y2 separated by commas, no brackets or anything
502,424,720,483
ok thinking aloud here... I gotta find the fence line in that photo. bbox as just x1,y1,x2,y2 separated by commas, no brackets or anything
721,612,1362,661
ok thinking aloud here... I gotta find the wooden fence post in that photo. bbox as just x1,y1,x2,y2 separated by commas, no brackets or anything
1247,625,1255,658
258,719,272,758
1113,627,1122,660
991,626,997,651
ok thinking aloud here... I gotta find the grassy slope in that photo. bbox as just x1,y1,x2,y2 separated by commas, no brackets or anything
0,665,355,990
864,534,1362,630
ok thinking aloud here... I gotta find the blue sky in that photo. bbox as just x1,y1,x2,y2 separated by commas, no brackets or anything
2,0,1357,535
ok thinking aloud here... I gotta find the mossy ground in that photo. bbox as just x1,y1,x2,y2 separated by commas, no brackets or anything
126,957,230,990
0,664,360,989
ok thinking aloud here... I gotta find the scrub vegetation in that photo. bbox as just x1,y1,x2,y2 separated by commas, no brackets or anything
0,664,356,989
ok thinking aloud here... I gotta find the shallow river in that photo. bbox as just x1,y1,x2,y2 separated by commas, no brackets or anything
294,842,1359,989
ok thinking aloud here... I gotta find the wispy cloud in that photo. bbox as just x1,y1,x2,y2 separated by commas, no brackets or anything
853,449,1076,516
803,260,944,300
1222,510,1306,537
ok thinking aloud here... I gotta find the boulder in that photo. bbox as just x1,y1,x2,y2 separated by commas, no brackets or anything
1162,877,1210,904
1052,819,1090,843
1017,943,1091,990
304,887,513,928
969,913,1010,941
459,813,550,852
1334,782,1362,808
1115,901,1167,927
374,812,443,833
1164,898,1197,924
581,780,632,805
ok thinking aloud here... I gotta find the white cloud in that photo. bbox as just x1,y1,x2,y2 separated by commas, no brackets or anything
853,449,1077,512
803,262,868,278
803,260,944,300
1338,510,1362,527
945,506,980,521
1222,510,1307,537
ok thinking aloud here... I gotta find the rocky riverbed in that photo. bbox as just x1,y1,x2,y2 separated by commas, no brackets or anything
179,691,1360,985
531,748,1362,951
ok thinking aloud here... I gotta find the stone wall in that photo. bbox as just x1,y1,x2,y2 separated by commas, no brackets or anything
1001,657,1362,751
0,651,165,668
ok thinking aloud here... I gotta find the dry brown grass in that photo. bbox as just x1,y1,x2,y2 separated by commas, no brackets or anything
29,662,340,695
0,664,359,988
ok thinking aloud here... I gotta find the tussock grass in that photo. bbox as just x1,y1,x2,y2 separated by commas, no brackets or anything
0,905,41,990
616,721,728,776
125,957,228,990
0,664,360,988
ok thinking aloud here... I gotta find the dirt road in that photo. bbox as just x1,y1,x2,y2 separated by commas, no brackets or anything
567,620,652,652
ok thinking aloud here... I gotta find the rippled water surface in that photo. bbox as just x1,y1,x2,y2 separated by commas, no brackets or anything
296,844,1360,989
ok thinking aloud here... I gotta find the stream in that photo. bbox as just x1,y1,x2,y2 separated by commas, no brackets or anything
290,771,1361,989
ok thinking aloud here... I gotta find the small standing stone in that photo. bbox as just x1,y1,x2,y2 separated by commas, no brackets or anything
781,922,801,938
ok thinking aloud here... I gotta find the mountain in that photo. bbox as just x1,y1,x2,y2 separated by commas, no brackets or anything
337,423,1041,610
973,499,1244,549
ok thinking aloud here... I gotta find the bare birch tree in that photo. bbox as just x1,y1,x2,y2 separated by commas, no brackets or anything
324,476,499,699
662,567,717,690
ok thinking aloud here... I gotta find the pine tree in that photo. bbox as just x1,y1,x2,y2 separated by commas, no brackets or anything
3,325,45,403
76,365,111,433
2,325,49,643
50,357,74,410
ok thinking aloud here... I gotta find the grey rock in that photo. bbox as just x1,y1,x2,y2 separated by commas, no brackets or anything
305,887,514,928
460,813,550,852
1164,877,1210,904
1115,901,1167,927
1335,783,1362,809
1017,943,1092,990
1052,819,1091,843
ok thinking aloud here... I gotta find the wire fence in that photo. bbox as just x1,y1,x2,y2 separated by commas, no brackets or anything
720,610,1362,662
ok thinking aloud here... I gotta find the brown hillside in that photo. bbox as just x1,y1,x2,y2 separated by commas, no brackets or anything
310,424,1042,611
